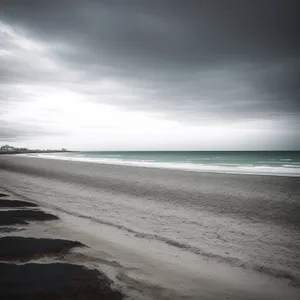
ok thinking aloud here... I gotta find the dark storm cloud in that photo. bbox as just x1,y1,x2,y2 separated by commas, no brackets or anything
0,0,299,142
4,1,299,66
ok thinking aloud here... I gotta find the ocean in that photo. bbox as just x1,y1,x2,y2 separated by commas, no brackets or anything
22,150,300,176
1,154,300,299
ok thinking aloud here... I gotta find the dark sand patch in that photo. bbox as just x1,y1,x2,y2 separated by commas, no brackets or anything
0,226,25,233
0,209,59,226
0,193,9,197
0,237,84,261
0,199,38,208
0,262,123,300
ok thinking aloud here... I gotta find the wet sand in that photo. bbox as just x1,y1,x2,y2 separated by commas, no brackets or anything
0,236,84,261
0,199,38,207
0,209,59,226
0,262,122,300
0,193,124,300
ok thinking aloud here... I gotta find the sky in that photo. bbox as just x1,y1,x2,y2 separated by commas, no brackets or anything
0,0,299,150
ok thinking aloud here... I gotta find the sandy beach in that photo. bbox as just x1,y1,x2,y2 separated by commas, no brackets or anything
1,155,300,299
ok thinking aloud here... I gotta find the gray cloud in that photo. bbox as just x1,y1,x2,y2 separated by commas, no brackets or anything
0,120,66,141
3,0,298,67
0,0,299,147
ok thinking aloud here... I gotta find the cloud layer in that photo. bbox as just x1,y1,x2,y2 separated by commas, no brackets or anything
0,0,299,149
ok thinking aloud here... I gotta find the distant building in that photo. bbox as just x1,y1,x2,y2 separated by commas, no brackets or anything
0,145,15,151
0,145,68,153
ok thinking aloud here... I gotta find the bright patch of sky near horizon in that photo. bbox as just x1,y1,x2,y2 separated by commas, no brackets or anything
0,0,299,150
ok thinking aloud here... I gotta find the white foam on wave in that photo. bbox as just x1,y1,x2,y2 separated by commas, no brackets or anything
17,153,300,177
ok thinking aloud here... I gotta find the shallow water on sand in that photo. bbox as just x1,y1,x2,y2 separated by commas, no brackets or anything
1,156,300,299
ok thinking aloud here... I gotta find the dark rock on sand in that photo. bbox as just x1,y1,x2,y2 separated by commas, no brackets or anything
0,262,123,300
0,209,59,226
0,193,9,197
0,237,85,261
0,199,38,208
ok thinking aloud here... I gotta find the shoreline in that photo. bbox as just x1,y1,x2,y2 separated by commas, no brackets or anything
10,152,300,177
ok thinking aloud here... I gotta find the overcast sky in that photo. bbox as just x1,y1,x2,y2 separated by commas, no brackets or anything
0,0,299,150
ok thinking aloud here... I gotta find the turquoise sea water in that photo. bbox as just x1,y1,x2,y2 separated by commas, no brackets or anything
24,151,300,176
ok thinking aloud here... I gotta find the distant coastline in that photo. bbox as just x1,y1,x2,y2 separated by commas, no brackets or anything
0,145,73,155
0,150,73,155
